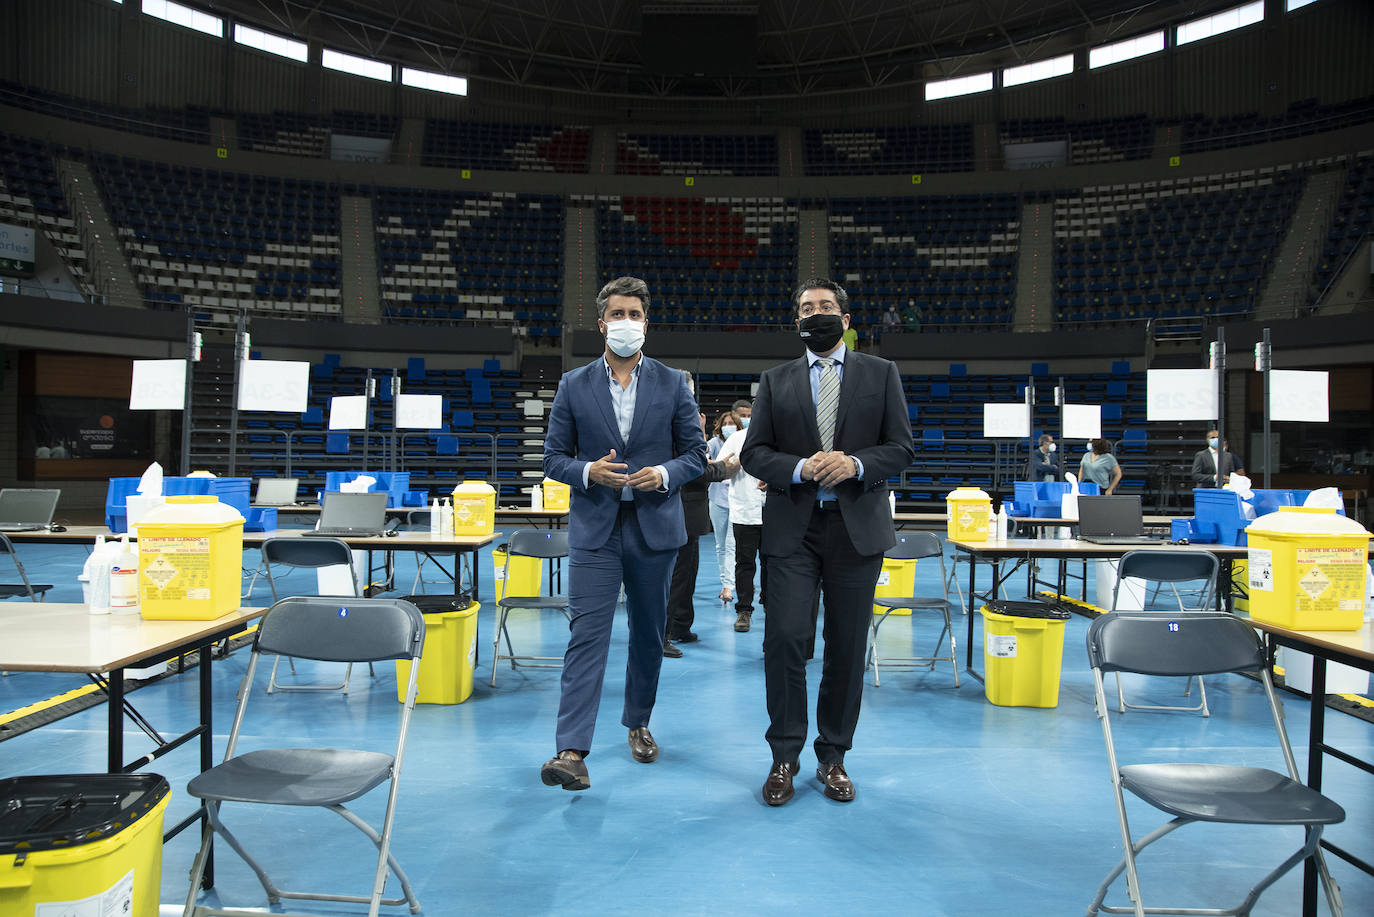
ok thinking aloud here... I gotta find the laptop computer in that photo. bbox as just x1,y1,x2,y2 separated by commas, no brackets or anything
1077,495,1164,545
302,491,389,537
255,477,301,506
0,488,61,532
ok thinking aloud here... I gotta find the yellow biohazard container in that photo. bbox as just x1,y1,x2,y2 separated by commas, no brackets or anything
134,495,244,620
946,487,991,542
492,544,544,602
395,599,479,705
873,556,917,615
981,602,1071,707
0,774,170,917
542,478,571,512
1245,507,1371,631
450,481,496,536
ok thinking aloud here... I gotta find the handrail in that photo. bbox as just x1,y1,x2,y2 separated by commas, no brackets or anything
1312,229,1370,311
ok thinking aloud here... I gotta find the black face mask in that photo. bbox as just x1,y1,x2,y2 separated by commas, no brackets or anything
798,313,844,353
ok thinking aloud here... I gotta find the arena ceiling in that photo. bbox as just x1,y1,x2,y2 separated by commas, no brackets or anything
208,1,1247,99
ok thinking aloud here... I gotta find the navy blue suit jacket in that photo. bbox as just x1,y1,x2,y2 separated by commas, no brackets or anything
543,356,708,553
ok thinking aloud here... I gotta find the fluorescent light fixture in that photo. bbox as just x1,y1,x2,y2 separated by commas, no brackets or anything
1088,31,1165,69
234,24,308,63
1177,1,1264,46
925,71,993,102
142,0,223,38
322,48,392,82
1286,0,1319,8
401,67,468,96
1003,53,1074,88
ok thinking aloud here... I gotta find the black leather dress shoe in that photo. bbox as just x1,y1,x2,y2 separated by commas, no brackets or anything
668,630,699,643
540,750,589,791
662,639,683,658
816,762,855,802
628,727,658,763
762,760,799,807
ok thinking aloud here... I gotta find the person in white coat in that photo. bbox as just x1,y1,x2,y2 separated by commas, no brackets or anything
716,425,767,633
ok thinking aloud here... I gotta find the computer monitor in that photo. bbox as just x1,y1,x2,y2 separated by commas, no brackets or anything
255,478,300,505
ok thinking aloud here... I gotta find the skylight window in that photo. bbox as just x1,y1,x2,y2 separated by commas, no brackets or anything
234,24,308,63
1088,31,1165,69
401,68,468,96
322,49,392,82
1177,2,1264,46
925,72,993,102
1002,54,1074,89
142,0,222,38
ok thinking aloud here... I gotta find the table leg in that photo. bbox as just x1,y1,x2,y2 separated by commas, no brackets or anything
965,551,977,671
1301,655,1326,917
107,670,124,773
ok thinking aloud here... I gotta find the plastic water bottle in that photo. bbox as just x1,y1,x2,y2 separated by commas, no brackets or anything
429,498,441,537
440,498,454,537
109,534,140,615
888,491,896,518
86,536,111,614
995,503,1009,541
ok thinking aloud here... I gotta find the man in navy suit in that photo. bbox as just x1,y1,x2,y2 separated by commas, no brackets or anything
539,276,708,791
741,278,914,806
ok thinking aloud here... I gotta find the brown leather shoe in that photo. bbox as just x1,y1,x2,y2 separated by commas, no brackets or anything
628,727,658,763
816,762,855,802
762,760,799,806
734,611,752,632
540,750,589,791
662,638,683,658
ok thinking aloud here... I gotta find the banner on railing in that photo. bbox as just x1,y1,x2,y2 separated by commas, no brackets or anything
0,222,36,276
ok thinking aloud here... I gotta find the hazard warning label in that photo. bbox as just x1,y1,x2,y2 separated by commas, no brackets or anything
1292,545,1367,618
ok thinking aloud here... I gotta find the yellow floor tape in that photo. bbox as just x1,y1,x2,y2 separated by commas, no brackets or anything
0,682,104,726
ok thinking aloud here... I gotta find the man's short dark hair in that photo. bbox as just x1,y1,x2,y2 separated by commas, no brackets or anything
597,276,650,318
732,399,752,412
1038,434,1054,447
792,278,849,315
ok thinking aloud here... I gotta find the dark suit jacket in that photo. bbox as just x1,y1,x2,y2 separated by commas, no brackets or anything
1191,448,1243,487
681,458,731,537
543,356,707,552
740,349,915,557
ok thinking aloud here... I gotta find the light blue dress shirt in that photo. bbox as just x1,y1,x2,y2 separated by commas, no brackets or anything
581,357,669,499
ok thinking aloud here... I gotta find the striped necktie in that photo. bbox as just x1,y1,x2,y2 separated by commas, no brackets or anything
816,357,839,451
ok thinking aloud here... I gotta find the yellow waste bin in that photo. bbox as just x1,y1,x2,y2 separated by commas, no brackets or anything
0,774,170,917
873,556,917,615
451,481,496,536
981,601,1071,707
542,478,571,512
395,597,480,705
492,544,544,603
1246,507,1371,631
946,487,991,542
135,495,244,620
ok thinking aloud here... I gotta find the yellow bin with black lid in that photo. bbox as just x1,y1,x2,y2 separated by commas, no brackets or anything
0,774,170,917
1246,507,1371,631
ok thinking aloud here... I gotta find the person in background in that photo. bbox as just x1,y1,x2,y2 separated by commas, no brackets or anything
732,398,753,429
1190,429,1246,487
665,397,735,652
1079,438,1122,495
740,277,914,807
538,276,707,792
1028,433,1058,481
881,304,902,337
716,421,766,634
841,322,858,353
706,410,741,609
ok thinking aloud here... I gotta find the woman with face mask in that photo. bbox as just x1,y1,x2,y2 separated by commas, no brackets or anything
707,411,742,608
1079,438,1122,496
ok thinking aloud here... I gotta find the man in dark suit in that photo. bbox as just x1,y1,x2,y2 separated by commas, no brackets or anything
539,276,708,791
741,278,914,806
1190,429,1246,487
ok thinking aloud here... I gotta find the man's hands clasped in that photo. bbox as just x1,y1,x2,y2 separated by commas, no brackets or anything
589,449,663,491
801,451,859,488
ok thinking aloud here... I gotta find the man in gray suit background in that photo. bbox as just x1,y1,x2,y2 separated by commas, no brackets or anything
741,278,914,807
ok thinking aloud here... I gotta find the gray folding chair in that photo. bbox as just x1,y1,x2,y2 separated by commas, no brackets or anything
866,532,959,687
490,529,569,687
183,596,426,917
1085,611,1345,917
1110,550,1217,716
261,536,371,694
0,532,52,601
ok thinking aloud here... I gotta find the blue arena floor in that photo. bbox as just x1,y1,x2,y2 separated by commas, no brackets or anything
2,531,1370,916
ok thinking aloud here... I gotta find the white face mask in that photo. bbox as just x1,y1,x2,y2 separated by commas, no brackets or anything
603,318,645,357
739,416,751,428
721,425,738,438
1045,443,1057,454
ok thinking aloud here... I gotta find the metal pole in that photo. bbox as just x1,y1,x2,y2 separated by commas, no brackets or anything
1211,328,1226,489
227,314,247,477
1258,328,1273,489
362,371,375,470
390,372,402,473
1055,376,1066,481
1025,375,1035,483
180,317,197,476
